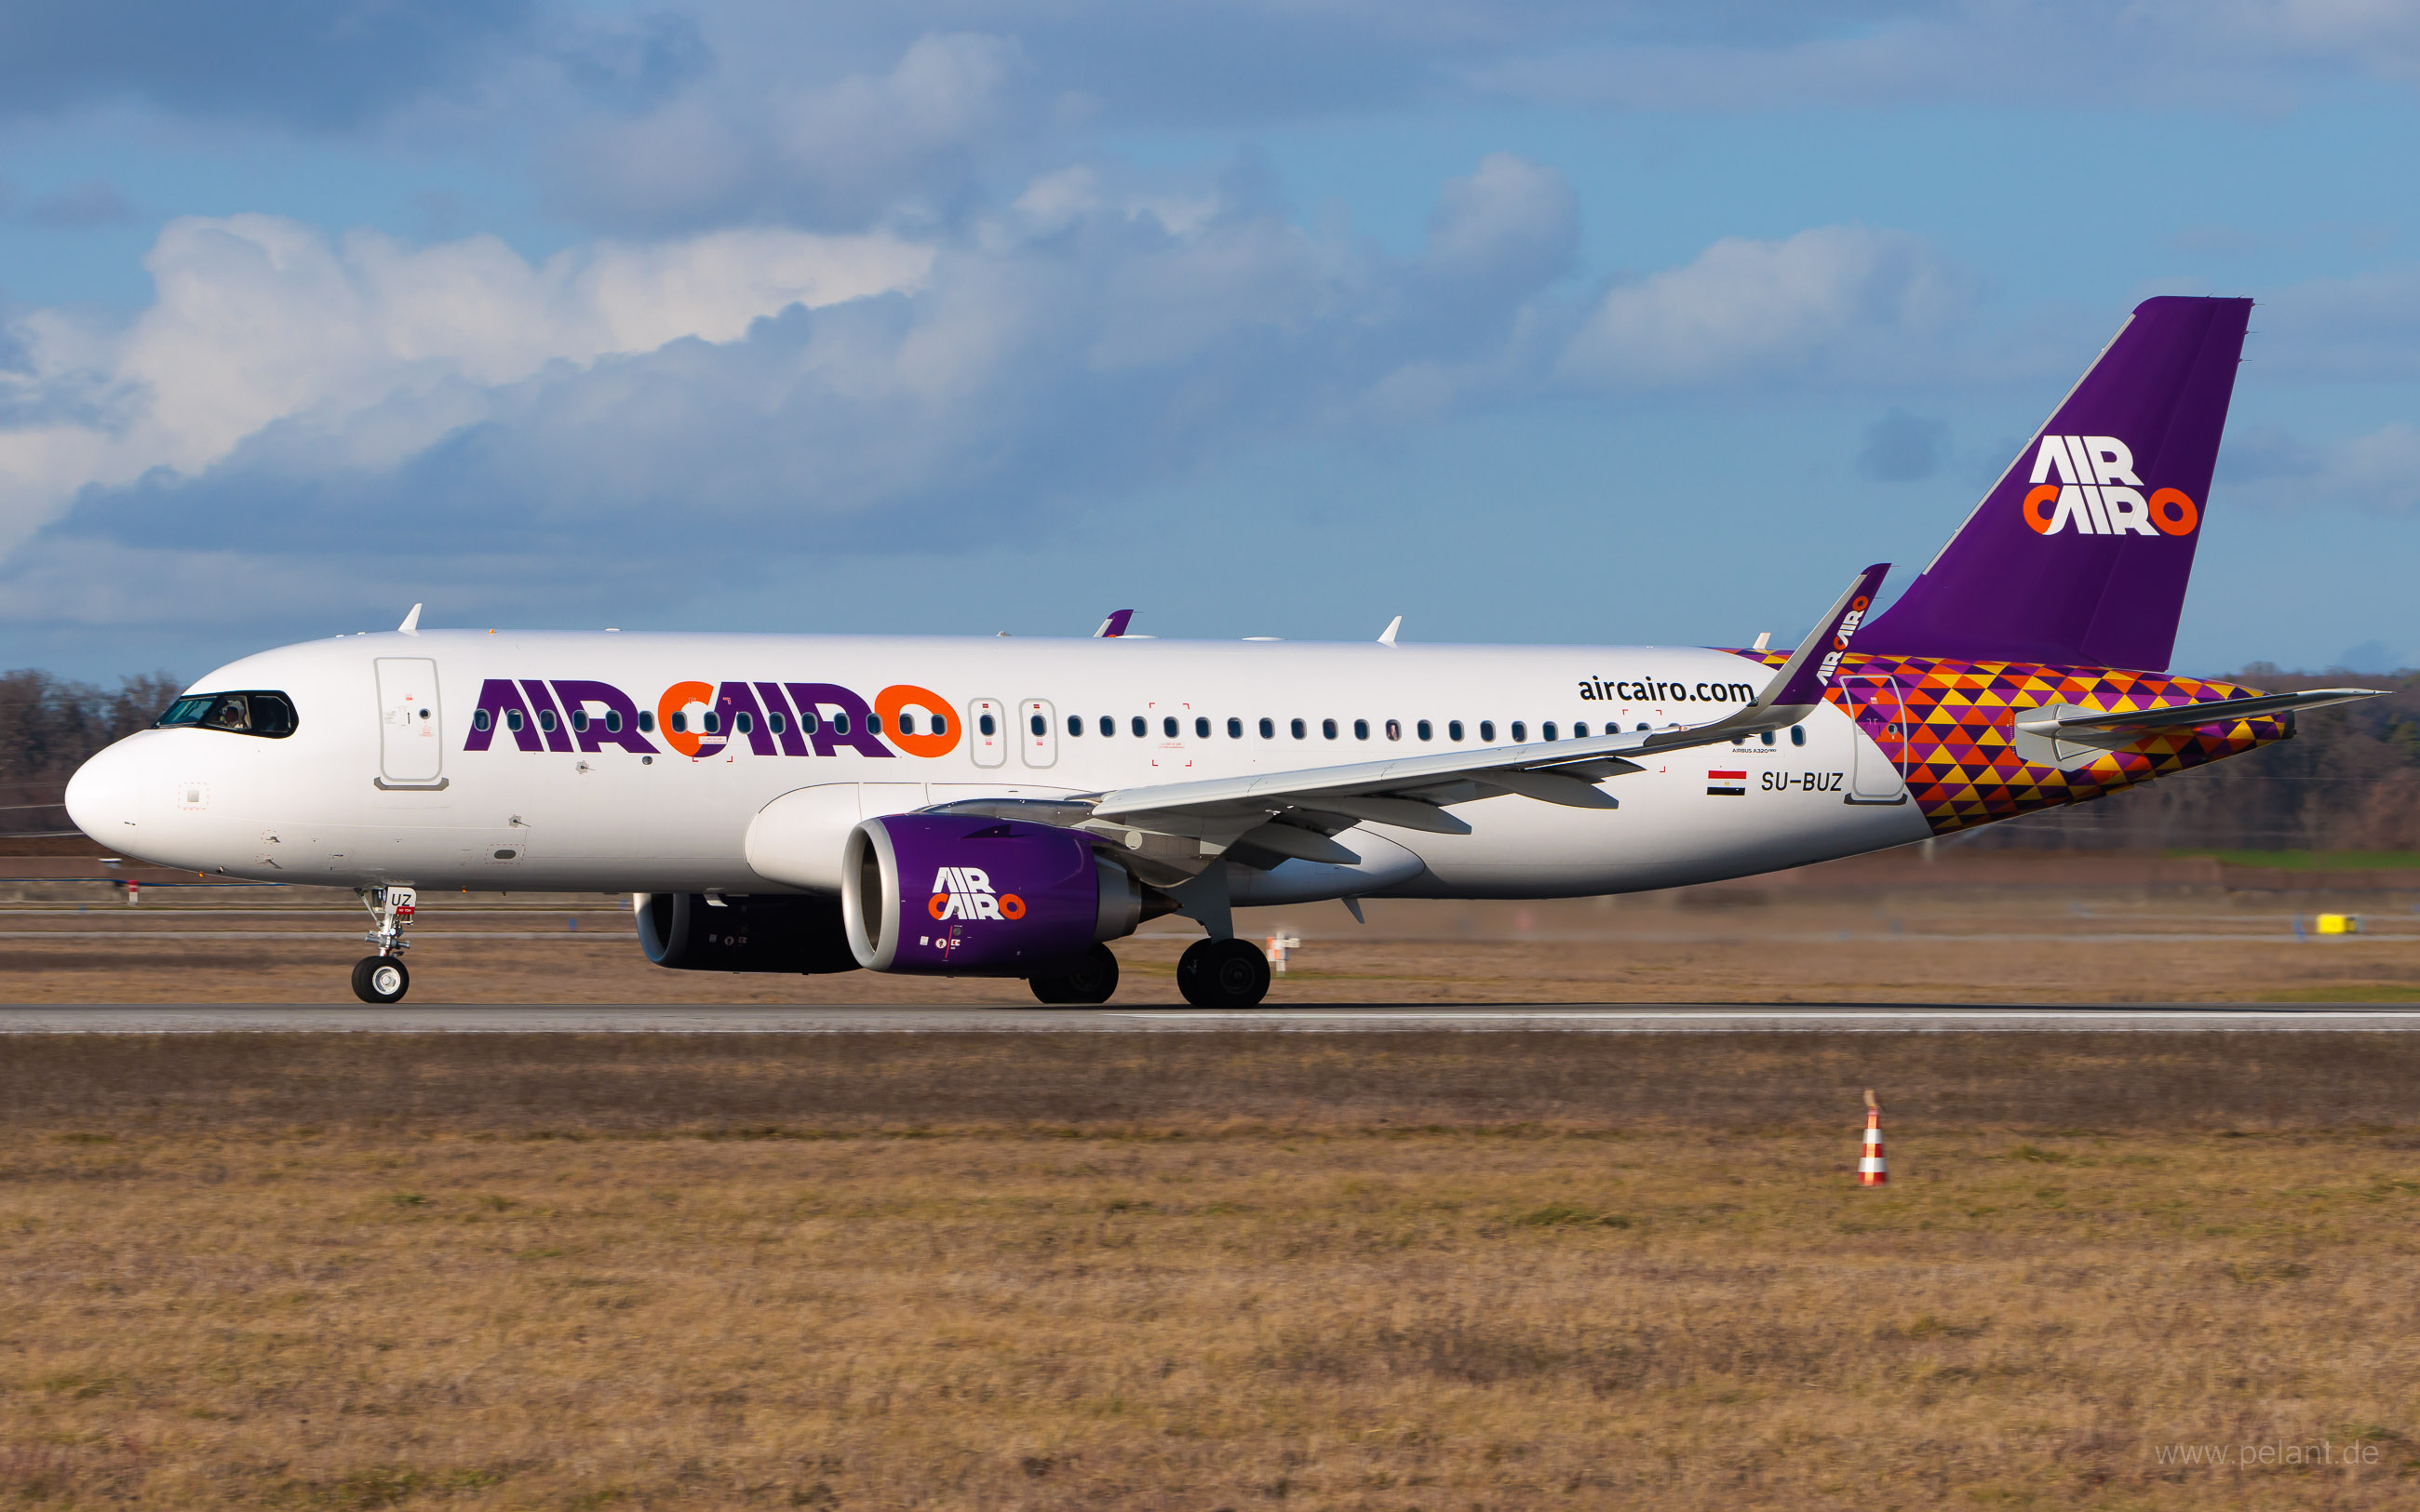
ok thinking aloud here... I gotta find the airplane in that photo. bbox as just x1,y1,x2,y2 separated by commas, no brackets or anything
64,295,2381,1009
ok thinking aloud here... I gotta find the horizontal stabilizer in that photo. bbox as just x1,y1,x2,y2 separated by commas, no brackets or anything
2015,688,2383,737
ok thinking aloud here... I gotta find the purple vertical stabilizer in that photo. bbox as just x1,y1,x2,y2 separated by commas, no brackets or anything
1856,296,2252,673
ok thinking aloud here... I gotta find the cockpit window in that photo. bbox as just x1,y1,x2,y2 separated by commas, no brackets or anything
155,691,298,739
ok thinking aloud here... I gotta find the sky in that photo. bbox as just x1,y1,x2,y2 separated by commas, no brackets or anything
4,1,2420,685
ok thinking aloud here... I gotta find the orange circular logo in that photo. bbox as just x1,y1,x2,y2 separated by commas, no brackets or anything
2148,488,2198,536
2022,484,2060,535
998,893,1026,920
875,683,962,758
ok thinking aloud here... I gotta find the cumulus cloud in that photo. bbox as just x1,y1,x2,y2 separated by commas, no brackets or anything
0,152,1857,627
545,32,1033,233
0,216,933,557
1559,225,1974,388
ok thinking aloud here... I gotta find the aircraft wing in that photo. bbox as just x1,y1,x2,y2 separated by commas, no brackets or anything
1075,565,1889,865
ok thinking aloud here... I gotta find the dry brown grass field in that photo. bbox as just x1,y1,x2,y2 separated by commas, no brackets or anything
5,1032,2420,1509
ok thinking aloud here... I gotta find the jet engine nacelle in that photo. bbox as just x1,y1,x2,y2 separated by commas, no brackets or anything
840,814,1150,974
634,890,862,974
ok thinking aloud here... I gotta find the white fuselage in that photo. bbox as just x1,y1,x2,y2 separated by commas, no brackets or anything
65,629,1930,901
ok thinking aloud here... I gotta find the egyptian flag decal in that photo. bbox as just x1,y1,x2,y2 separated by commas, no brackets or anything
1706,769,1747,796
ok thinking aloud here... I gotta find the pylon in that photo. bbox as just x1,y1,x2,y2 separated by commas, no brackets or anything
1857,1089,1888,1186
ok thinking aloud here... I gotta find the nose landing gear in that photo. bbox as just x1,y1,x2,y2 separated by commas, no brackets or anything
352,886,417,1004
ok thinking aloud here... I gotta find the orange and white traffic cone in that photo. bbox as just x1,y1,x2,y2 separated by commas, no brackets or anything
1857,1089,1888,1186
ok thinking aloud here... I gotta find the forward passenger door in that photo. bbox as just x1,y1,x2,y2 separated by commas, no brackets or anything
373,658,445,788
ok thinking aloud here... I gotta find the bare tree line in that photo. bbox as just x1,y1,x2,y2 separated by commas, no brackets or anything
0,670,184,836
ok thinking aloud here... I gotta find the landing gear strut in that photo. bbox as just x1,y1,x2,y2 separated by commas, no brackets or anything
1176,937,1270,1009
1029,943,1121,1006
352,886,417,1004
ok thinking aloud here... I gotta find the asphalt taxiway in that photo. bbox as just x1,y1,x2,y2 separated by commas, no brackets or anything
6,1004,2420,1033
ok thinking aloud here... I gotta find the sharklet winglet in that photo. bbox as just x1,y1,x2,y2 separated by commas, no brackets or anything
1760,564,1889,712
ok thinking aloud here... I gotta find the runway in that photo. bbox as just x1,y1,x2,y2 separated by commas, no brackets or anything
8,1004,2420,1032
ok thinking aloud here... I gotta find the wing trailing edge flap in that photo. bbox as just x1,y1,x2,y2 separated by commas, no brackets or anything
1080,564,1890,864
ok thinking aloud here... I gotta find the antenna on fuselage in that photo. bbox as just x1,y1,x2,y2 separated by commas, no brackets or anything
1378,616,1402,647
397,603,423,636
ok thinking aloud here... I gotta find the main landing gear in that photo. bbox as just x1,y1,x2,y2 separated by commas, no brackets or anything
352,885,417,1004
1028,943,1121,1006
1176,937,1271,1009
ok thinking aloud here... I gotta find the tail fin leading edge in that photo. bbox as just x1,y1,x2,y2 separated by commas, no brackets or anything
1856,295,2252,673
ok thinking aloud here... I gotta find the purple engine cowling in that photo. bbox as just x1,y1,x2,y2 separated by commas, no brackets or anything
840,814,1144,974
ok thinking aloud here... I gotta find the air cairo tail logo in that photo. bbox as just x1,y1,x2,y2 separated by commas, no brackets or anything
928,866,1026,922
1813,594,1871,683
2021,435,2198,538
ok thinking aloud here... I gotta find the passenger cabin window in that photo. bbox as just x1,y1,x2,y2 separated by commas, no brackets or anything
638,710,655,733
832,713,851,735
539,709,559,733
512,710,531,733
1099,716,1114,737
1260,717,1275,739
1385,719,1402,742
1065,715,1080,736
1542,722,1557,741
1791,725,1807,746
1195,716,1211,739
1322,718,1338,740
606,710,624,733
1573,722,1588,738
867,715,882,735
1478,720,1494,742
982,714,999,737
767,713,783,734
735,712,754,735
1760,729,1776,746
1352,718,1369,740
1291,718,1307,740
897,714,914,735
473,709,491,732
570,709,589,733
697,711,716,735
800,712,820,733
1163,716,1178,739
932,715,948,736
1132,716,1148,738
1417,719,1432,742
1229,717,1244,738
1511,721,1527,742
1448,720,1463,742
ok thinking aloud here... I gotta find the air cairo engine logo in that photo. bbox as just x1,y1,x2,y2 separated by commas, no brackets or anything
2020,435,2198,538
928,866,1026,922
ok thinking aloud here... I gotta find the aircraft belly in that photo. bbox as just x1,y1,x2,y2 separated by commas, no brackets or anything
1377,769,1932,898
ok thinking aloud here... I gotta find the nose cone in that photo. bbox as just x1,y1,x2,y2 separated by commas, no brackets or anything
64,741,141,843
